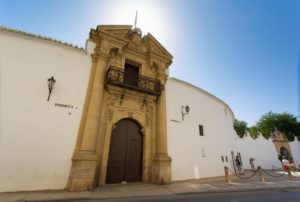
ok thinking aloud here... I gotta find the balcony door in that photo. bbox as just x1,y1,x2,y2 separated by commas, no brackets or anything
124,64,139,87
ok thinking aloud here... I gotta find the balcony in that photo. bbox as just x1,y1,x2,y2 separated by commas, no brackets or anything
105,66,164,96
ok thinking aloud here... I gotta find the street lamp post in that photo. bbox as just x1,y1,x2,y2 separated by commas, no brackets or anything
47,76,56,101
181,105,190,121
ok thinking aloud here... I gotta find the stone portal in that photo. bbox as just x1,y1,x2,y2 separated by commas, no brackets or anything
67,25,173,191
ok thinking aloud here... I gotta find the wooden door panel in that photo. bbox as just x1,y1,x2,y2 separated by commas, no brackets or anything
106,119,142,184
106,121,127,183
126,139,142,182
126,120,142,182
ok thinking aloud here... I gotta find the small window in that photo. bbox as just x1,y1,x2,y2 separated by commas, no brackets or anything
225,156,228,162
199,125,204,136
221,156,224,162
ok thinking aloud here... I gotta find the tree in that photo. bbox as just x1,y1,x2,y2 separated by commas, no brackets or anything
234,119,248,138
234,112,300,141
248,126,260,139
255,112,300,141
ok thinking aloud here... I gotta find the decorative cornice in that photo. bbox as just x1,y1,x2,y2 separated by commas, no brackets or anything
0,26,85,51
91,52,109,63
98,30,129,45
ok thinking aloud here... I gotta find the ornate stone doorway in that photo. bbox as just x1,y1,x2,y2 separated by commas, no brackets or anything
106,119,143,184
68,25,173,191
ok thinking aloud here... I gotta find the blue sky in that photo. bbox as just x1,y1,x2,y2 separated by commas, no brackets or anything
1,0,299,125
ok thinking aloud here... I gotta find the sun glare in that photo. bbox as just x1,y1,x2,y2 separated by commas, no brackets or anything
105,0,171,42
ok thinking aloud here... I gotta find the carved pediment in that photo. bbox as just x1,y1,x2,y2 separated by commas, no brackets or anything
93,25,173,62
97,25,132,40
144,33,173,60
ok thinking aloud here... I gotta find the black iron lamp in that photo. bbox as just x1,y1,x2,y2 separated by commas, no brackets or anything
47,76,56,101
181,105,190,121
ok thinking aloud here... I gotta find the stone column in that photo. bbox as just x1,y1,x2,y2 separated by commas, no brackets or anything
152,78,172,184
68,52,108,191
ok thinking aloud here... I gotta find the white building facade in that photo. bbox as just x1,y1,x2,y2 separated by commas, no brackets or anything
0,27,93,192
0,26,299,192
166,78,237,180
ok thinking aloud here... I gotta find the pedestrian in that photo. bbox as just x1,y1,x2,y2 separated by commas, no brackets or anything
282,157,290,171
235,156,243,175
249,158,255,172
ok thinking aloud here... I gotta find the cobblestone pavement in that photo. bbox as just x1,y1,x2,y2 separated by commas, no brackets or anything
1,170,300,202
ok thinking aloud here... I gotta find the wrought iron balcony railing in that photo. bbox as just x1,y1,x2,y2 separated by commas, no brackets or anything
106,66,164,96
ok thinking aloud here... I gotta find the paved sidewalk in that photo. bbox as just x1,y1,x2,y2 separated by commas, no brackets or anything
1,170,300,202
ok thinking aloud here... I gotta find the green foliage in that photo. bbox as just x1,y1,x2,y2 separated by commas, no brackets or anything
234,112,300,141
248,126,259,139
234,119,248,138
256,111,300,140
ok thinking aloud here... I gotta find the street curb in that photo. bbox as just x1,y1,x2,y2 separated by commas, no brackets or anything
21,185,300,202
174,186,300,195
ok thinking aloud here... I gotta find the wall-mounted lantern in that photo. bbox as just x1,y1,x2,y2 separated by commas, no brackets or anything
47,76,56,101
181,105,190,121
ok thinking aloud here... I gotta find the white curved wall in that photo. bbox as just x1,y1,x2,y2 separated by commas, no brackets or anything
290,140,300,168
234,135,281,170
166,78,298,180
0,30,92,192
166,78,237,181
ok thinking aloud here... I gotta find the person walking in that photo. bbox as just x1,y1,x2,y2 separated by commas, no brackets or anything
282,157,290,171
235,156,243,175
249,158,255,172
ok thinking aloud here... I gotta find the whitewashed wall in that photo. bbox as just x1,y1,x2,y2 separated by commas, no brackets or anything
234,135,281,170
0,29,93,192
166,78,237,181
290,140,300,168
166,78,297,180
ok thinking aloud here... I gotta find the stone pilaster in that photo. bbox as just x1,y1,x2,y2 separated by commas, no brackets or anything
68,53,108,191
152,85,172,184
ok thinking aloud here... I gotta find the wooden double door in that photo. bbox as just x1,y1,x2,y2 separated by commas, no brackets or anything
106,119,143,184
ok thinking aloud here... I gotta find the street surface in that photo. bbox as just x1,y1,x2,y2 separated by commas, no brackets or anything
38,189,300,202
